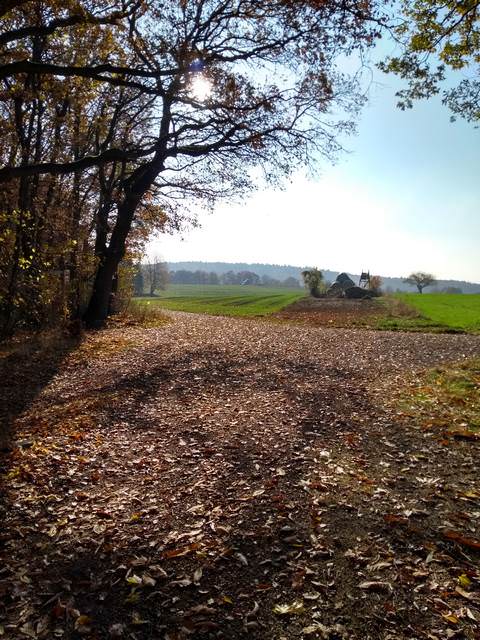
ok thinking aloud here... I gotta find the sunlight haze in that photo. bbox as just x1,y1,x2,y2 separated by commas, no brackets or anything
148,52,480,283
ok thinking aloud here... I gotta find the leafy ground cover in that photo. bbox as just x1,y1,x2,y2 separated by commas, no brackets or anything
136,284,306,317
395,358,480,438
1,314,480,639
378,294,480,333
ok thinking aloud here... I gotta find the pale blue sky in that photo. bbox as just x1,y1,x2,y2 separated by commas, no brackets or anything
148,43,480,283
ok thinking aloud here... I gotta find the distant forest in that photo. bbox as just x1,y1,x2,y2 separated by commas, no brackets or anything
165,262,480,294
169,267,300,288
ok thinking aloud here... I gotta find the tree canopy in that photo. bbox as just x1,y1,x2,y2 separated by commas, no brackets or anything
0,0,383,330
379,1,480,123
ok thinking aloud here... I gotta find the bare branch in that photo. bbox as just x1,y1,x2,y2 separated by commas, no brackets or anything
0,145,156,182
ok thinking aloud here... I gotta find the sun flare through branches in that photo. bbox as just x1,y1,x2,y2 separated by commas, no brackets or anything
190,75,212,102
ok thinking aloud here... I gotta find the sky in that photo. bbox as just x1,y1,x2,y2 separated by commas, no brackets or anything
147,41,480,284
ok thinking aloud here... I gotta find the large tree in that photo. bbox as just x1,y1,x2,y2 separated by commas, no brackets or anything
404,272,436,294
1,0,383,328
0,0,171,332
379,1,480,123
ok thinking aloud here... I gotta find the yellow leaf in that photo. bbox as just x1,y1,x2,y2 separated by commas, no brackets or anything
458,573,472,588
131,612,148,625
461,490,480,500
125,589,140,604
442,613,459,624
75,615,92,628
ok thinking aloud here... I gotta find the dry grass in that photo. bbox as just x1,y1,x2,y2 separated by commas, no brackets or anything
111,300,170,328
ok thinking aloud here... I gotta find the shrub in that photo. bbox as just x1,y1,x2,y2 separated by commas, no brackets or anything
301,268,324,298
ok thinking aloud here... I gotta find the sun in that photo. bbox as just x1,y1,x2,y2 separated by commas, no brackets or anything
190,75,212,102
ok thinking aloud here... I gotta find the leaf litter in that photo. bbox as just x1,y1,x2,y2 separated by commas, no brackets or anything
1,312,480,639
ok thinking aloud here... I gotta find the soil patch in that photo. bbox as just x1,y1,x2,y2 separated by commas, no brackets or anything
275,297,384,328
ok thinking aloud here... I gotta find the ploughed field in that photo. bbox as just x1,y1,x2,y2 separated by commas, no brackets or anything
1,312,480,639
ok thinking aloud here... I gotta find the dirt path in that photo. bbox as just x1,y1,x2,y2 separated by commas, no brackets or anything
1,314,480,639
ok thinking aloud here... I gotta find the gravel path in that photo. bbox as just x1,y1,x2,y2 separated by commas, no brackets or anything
1,314,480,639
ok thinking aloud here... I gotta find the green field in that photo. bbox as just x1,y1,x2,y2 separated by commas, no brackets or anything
379,293,480,333
136,287,480,332
136,284,306,317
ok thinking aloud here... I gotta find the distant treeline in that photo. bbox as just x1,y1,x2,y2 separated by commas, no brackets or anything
167,262,480,294
137,261,480,296
169,269,301,288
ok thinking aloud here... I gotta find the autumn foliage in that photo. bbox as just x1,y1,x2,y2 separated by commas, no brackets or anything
0,0,384,332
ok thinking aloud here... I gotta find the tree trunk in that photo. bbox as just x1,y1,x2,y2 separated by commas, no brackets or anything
108,269,119,316
83,191,142,328
83,251,119,328
83,120,170,328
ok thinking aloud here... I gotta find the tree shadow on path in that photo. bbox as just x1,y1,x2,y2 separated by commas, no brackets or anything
0,331,81,451
1,331,480,639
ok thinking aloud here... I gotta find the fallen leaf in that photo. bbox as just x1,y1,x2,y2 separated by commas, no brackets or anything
446,430,479,440
187,605,216,616
193,567,203,585
458,574,472,589
273,600,305,615
169,577,192,587
368,561,392,572
455,586,475,600
358,581,392,592
442,612,459,624
235,552,248,566
162,543,200,559
142,574,156,587
125,589,140,604
383,514,408,525
132,612,148,625
129,512,142,522
465,607,478,621
443,530,480,550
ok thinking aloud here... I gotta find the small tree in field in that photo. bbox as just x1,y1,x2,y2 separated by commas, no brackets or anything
369,275,383,296
302,268,324,298
404,272,436,294
133,265,144,297
146,257,169,296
